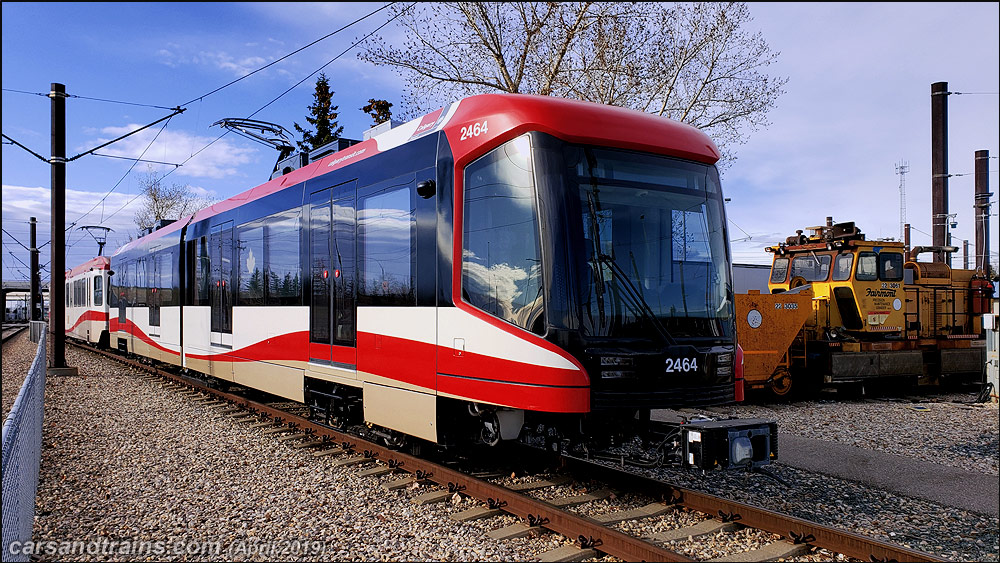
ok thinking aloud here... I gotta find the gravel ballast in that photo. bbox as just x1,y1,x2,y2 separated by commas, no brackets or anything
8,340,999,561
2,329,35,419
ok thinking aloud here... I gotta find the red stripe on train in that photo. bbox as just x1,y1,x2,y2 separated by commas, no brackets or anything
67,309,109,333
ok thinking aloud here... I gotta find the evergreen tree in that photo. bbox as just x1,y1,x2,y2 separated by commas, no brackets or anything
294,73,344,152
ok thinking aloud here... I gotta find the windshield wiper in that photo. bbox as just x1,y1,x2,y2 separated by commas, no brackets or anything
585,189,608,329
597,252,676,347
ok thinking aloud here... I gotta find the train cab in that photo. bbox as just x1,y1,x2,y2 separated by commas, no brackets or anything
766,221,906,336
65,256,111,347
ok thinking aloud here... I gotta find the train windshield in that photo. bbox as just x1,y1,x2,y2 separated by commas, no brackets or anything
557,144,733,341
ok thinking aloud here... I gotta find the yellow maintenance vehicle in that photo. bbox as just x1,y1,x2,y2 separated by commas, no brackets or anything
736,220,993,397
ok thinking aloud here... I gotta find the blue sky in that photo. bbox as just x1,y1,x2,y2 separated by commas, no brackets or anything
2,2,998,284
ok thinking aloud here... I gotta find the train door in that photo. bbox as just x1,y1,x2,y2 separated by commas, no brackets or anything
356,171,439,442
126,259,138,353
309,181,357,365
309,188,333,363
116,261,128,351
209,222,234,348
149,249,161,339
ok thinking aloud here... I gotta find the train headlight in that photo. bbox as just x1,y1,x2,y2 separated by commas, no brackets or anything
730,436,753,466
682,419,777,470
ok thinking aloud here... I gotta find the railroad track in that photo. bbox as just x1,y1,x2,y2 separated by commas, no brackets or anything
2,323,27,345
70,340,947,562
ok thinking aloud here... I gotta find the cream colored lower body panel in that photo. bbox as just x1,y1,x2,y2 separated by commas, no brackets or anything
363,382,437,442
233,361,304,403
184,357,222,381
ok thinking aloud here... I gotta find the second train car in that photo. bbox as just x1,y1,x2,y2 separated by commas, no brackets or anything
76,93,757,452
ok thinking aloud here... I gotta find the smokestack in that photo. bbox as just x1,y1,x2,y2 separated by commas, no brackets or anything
931,82,949,263
904,223,911,256
975,149,991,275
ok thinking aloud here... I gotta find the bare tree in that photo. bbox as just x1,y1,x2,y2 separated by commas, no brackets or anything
133,169,214,231
361,98,394,126
360,2,786,160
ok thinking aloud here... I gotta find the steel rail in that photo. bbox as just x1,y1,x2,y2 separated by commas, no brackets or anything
73,341,947,563
562,452,947,562
2,324,27,345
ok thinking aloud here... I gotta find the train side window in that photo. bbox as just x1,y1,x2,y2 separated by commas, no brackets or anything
358,179,415,306
265,209,302,306
108,271,118,308
94,275,103,307
462,135,544,334
770,258,789,283
210,223,234,334
194,236,211,306
238,225,266,306
832,253,853,281
239,210,302,307
160,250,175,307
135,257,148,306
879,252,903,281
855,252,877,281
150,253,161,327
122,262,130,307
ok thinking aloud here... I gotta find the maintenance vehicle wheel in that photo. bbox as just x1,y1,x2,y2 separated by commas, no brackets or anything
769,367,794,399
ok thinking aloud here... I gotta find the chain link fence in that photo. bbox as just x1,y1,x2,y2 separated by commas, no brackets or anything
2,330,47,562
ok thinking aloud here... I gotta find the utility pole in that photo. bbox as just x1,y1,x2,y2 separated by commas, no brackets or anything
974,149,992,277
29,217,41,321
931,81,949,263
48,82,77,376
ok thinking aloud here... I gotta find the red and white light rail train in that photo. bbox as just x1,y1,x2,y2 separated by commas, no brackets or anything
64,94,774,467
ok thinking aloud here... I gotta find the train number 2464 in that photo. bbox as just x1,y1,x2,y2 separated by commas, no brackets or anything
665,357,698,373
460,120,489,140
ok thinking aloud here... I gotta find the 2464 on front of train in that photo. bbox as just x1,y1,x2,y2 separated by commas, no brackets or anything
506,133,778,471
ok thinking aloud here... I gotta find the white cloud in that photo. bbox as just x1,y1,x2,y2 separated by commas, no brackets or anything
2,184,148,276
198,51,270,77
89,124,257,180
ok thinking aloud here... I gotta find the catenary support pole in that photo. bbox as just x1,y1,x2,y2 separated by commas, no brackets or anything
48,82,76,375
29,216,40,321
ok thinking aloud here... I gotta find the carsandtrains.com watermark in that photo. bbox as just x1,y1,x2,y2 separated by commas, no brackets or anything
7,539,329,558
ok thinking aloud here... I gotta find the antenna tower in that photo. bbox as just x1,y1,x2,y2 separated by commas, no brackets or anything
895,160,909,241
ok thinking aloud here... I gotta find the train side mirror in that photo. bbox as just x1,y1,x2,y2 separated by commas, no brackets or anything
416,179,436,199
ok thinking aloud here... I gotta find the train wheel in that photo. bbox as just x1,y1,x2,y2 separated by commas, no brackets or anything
769,367,793,399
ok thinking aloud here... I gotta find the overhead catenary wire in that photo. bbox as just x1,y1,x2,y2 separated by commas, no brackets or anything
5,4,406,274
67,115,177,232
178,2,395,107
3,87,177,110
99,3,414,227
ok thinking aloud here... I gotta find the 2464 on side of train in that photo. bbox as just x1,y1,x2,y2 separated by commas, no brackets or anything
64,94,777,472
